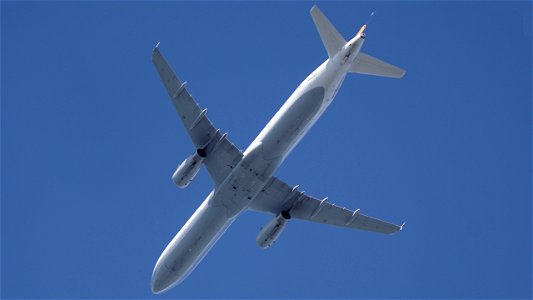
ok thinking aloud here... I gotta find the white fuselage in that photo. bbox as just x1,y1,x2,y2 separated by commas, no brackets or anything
151,35,364,293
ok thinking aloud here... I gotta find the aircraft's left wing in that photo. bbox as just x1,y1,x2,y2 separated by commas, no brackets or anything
249,177,402,234
152,44,243,185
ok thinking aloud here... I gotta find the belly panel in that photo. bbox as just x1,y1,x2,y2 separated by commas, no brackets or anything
261,86,325,160
151,193,234,292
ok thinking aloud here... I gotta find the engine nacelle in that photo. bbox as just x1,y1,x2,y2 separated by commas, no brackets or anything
172,149,206,188
256,211,291,249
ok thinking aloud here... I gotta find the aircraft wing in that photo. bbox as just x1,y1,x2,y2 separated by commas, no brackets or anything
249,177,402,234
152,45,243,185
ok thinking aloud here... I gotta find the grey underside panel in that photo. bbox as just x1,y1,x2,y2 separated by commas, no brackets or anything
152,47,243,185
249,177,401,234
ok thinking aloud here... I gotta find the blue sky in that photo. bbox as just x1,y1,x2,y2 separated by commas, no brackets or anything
1,1,531,299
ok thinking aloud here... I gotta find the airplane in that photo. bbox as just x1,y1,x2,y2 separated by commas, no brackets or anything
151,5,405,294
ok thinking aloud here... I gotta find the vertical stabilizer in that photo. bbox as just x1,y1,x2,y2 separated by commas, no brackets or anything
310,5,346,58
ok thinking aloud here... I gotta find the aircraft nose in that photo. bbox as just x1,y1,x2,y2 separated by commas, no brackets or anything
151,263,176,294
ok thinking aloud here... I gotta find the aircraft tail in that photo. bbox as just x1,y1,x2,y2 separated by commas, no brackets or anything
350,52,406,78
311,5,405,78
310,5,346,58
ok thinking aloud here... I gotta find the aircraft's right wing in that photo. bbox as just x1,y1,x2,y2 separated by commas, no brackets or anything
152,44,243,185
249,177,402,234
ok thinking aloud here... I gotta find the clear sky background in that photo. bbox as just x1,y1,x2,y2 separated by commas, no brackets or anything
1,1,531,299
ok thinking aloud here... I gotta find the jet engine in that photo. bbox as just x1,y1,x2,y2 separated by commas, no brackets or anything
172,149,206,188
256,211,291,249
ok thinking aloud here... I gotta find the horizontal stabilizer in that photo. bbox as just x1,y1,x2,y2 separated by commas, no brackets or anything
350,52,406,78
310,5,346,58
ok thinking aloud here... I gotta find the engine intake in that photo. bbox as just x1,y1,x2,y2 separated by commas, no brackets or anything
171,149,206,188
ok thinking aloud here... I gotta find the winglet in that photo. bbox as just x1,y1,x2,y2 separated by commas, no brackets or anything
400,222,406,231
155,41,161,49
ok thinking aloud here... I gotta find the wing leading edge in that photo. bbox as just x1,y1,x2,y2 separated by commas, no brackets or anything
152,45,243,185
249,177,402,234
